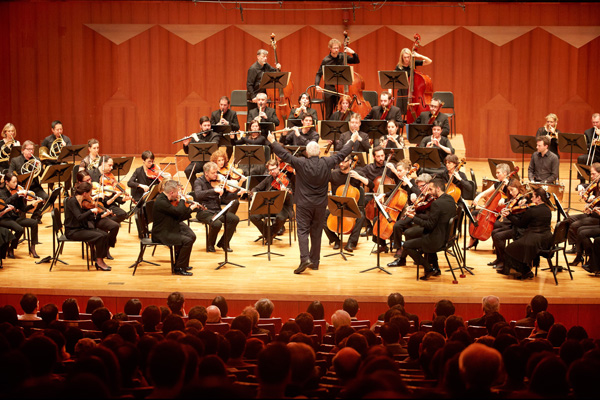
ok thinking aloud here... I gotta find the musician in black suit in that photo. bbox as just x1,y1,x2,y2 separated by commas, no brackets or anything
247,93,280,128
365,92,403,127
535,113,560,157
415,98,450,138
403,178,457,280
334,113,370,153
40,120,72,166
182,116,218,188
247,49,280,113
315,38,360,119
267,130,360,274
289,92,319,123
8,140,48,221
152,180,199,276
577,113,600,183
210,96,240,132
279,113,318,146
419,122,454,173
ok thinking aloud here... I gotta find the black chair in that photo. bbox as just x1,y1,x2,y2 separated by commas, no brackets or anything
534,219,573,285
433,91,455,137
305,85,325,121
49,209,93,271
231,89,248,116
363,90,378,109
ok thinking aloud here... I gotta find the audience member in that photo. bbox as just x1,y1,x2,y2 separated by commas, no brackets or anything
445,315,465,338
331,309,351,330
306,300,325,321
379,323,406,356
547,322,568,347
61,298,80,321
231,315,252,337
530,311,555,339
167,292,185,316
295,312,314,335
459,343,503,397
566,325,589,341
124,299,142,316
211,295,229,317
343,298,359,320
515,294,548,327
225,329,248,367
18,293,41,320
257,342,291,399
187,305,207,326
91,307,112,330
147,340,186,398
255,298,274,318
85,296,104,314
420,331,446,378
141,305,161,333
206,305,221,323
39,303,59,326
529,355,569,398
241,306,270,337
468,295,501,326
333,347,361,385
286,342,317,397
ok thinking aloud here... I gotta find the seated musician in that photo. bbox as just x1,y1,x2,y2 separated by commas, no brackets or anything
128,151,166,204
380,120,404,149
152,179,199,276
211,96,240,160
279,113,318,146
528,136,559,184
79,138,101,171
194,161,240,253
211,149,247,215
365,92,403,127
442,154,475,201
577,113,600,184
182,116,218,187
40,120,72,166
394,47,432,115
0,172,43,258
388,173,432,267
289,92,319,123
65,182,112,271
536,113,560,157
90,156,129,224
0,123,20,172
330,95,352,122
334,113,370,153
467,163,511,250
8,140,48,221
497,188,553,280
249,160,295,245
403,178,457,281
324,155,368,252
231,120,268,176
248,93,280,127
415,98,450,138
419,121,454,174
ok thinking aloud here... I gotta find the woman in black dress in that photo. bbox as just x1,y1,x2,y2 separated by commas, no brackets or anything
535,113,560,157
380,120,404,149
394,48,432,115
232,120,269,176
329,95,352,121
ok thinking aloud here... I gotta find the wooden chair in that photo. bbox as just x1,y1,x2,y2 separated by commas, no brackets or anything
305,85,325,120
258,317,282,333
204,322,230,334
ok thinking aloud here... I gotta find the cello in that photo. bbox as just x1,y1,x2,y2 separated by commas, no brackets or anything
326,156,361,234
405,33,433,124
336,31,371,118
268,33,294,128
365,152,395,221
469,168,519,241
444,158,467,202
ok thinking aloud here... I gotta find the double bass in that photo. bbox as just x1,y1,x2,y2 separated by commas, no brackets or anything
405,33,433,124
336,31,371,118
267,33,294,128
326,156,361,234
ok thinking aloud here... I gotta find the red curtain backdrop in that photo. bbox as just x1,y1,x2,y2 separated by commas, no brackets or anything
1,1,599,159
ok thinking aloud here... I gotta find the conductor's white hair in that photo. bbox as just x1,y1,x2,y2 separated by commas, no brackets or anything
306,141,320,157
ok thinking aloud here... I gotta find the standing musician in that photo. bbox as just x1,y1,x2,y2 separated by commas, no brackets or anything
279,113,318,146
330,95,353,122
40,120,72,166
211,149,246,215
210,96,240,132
380,120,404,149
324,155,369,252
247,49,281,113
289,92,319,123
0,172,43,258
79,139,101,171
315,38,360,119
403,178,456,281
333,113,370,153
394,48,432,115
535,113,560,157
231,120,269,176
194,161,240,253
415,98,450,138
267,130,360,274
182,116,218,187
365,92,403,126
577,113,600,184
152,179,199,276
249,160,295,245
0,123,20,172
248,93,280,128
8,140,48,221
528,136,559,184
65,182,112,271
442,154,475,200
419,122,454,172
497,188,553,280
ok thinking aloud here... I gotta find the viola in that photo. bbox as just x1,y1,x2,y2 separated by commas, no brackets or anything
271,172,290,192
10,185,39,202
219,165,246,182
278,161,294,175
101,172,132,201
81,194,112,215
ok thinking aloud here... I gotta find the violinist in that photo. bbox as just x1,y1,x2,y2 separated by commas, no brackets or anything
40,120,72,166
577,113,600,183
315,38,360,119
231,120,269,176
535,113,560,157
333,113,370,153
152,179,200,276
330,95,353,122
249,160,295,245
65,182,112,271
394,48,432,115
289,92,319,123
365,92,403,126
248,93,280,127
324,155,368,252
442,154,475,200
91,156,130,223
0,172,43,258
182,116,218,187
419,122,454,172
193,162,240,253
279,113,319,146
128,151,162,203
79,138,101,171
211,149,246,215
528,136,559,184
0,123,20,172
246,49,280,113
380,120,404,150
8,140,48,221
415,98,450,138
497,188,553,280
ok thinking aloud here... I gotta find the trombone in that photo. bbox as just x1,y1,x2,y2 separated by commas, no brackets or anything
586,127,600,165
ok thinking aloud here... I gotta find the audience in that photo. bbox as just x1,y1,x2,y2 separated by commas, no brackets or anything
85,296,104,314
124,299,142,316
342,298,359,320
167,292,185,317
61,298,80,321
211,296,229,318
18,293,41,320
331,309,351,330
467,295,501,327
516,294,548,327
255,298,274,318
205,305,221,323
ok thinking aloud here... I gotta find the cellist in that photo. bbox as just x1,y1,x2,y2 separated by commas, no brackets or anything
393,48,432,115
442,155,475,201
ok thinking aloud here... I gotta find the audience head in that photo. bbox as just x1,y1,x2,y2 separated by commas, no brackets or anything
482,295,500,314
342,298,359,318
459,343,503,393
206,305,221,323
0,305,18,325
148,340,186,392
529,355,569,398
187,305,207,325
379,323,400,345
407,331,426,359
530,294,548,315
40,303,59,325
432,315,447,336
559,339,584,367
333,347,361,383
254,298,274,318
20,335,58,377
124,299,142,315
211,296,228,317
331,309,351,330
244,337,265,360
241,306,260,328
19,293,38,315
141,305,161,332
306,300,325,320
536,311,555,332
568,358,600,398
295,312,314,335
91,307,112,330
435,299,455,317
225,329,246,359
258,342,291,385
287,342,316,386
387,292,405,309
502,344,527,385
445,315,465,338
231,315,252,337
167,292,185,316
485,312,506,335
162,314,185,335
548,323,568,347
86,296,104,314
335,325,355,346
389,315,411,338
566,325,588,341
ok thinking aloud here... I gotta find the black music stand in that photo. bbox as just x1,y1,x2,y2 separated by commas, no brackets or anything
383,148,404,164
259,71,291,107
111,157,134,182
329,151,368,168
319,120,350,145
41,164,73,263
212,124,233,147
360,195,391,275
407,124,432,145
215,200,245,270
457,197,475,276
8,145,22,160
509,135,537,174
361,120,387,144
558,132,587,211
323,65,354,90
378,70,409,97
251,191,286,260
58,144,87,165
35,187,64,265
246,122,276,139
236,145,267,224
284,146,307,158
188,143,218,180
409,147,441,170
488,159,518,175
286,119,302,128
324,195,360,261
575,164,591,184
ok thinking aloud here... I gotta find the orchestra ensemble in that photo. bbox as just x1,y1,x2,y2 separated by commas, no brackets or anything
2,33,600,281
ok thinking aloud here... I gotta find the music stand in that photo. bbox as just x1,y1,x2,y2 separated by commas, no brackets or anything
319,121,350,145
286,119,302,128
323,65,354,91
457,197,475,275
8,145,22,160
212,124,233,148
558,133,587,211
360,194,391,275
324,195,361,261
509,135,537,174
251,191,286,260
383,148,404,164
409,147,441,170
188,143,218,164
360,120,387,143
378,70,409,95
407,124,432,145
236,145,267,224
575,164,591,183
214,200,245,270
41,164,73,261
111,157,134,182
330,152,368,168
58,144,87,165
246,122,275,138
259,71,291,108
488,159,518,175
35,187,63,265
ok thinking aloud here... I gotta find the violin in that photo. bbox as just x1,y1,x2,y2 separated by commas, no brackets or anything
10,185,40,202
271,172,290,192
101,173,132,201
171,191,206,210
146,164,171,182
219,165,246,182
81,193,112,215
278,161,294,175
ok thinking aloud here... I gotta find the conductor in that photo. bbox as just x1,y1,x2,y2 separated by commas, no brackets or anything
267,130,361,274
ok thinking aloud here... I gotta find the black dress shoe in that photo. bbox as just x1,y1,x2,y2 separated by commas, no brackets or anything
344,243,355,252
309,263,319,270
7,248,14,259
207,246,216,253
432,269,441,276
487,259,500,266
496,266,510,275
569,256,583,266
218,245,233,252
95,263,112,271
294,260,313,274
173,269,193,276
333,241,340,250
185,266,193,271
387,258,406,267
360,228,372,237
372,245,388,254
516,271,534,280
565,245,577,254
419,270,435,280
277,226,285,235
582,264,593,273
